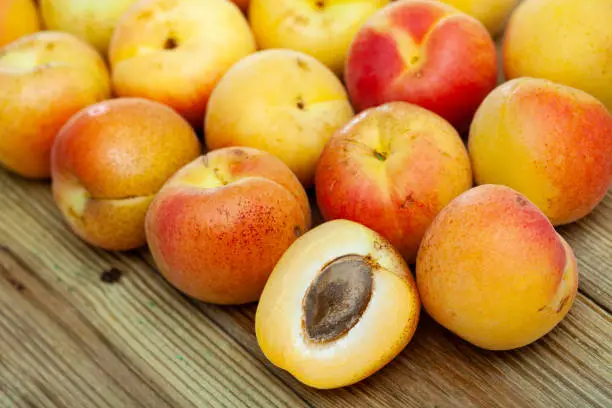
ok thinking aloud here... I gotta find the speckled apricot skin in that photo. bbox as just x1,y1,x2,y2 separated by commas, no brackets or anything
256,219,420,389
204,49,354,187
145,147,312,305
315,101,472,264
0,0,40,48
51,97,201,251
503,0,612,112
344,0,498,132
108,0,256,128
468,77,612,226
416,184,579,351
0,31,111,179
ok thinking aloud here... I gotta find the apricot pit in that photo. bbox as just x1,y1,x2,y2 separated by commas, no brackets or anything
303,254,373,343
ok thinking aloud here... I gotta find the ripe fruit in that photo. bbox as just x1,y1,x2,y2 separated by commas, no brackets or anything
109,0,256,127
256,219,420,389
315,101,472,263
248,0,389,75
344,0,498,131
205,49,354,187
503,0,612,112
40,0,139,55
416,184,579,351
145,147,311,305
468,77,612,226
0,0,41,48
0,31,111,179
440,0,518,36
51,98,201,251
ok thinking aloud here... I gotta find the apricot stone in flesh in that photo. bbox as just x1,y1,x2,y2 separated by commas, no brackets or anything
303,254,373,343
256,219,420,389
416,184,579,351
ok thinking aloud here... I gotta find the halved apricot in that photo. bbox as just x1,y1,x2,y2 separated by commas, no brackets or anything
255,219,420,389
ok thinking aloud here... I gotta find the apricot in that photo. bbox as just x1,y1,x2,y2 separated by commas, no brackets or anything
40,0,139,55
0,31,110,179
109,0,256,127
256,219,420,389
51,98,201,251
0,0,41,48
503,0,612,112
416,184,579,351
344,0,497,131
145,147,312,305
440,0,518,36
205,49,354,187
248,0,389,75
468,77,612,226
315,101,472,264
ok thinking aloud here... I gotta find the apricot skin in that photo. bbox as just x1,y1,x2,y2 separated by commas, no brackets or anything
0,31,111,179
416,184,579,351
344,0,498,131
256,219,420,389
145,147,311,305
205,49,354,187
468,77,612,226
0,0,41,48
316,101,472,264
440,0,517,36
503,0,612,112
40,0,139,55
109,0,256,127
51,98,201,251
248,0,389,75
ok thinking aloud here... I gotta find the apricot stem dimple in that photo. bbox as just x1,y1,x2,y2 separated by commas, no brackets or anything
296,96,305,110
212,167,229,185
315,0,325,10
303,254,373,343
374,150,387,161
163,36,178,50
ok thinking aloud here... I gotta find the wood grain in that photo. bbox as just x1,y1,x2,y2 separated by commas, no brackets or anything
1,161,611,407
558,190,612,312
0,173,309,408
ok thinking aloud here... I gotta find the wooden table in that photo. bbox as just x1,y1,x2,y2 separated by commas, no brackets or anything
1,167,611,408
2,11,612,404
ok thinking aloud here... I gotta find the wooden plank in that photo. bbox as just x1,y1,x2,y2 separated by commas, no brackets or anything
185,293,612,408
558,190,612,312
0,173,310,408
1,160,611,407
0,248,171,408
